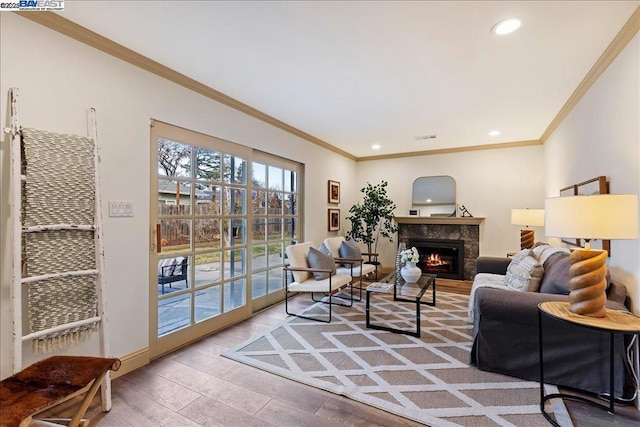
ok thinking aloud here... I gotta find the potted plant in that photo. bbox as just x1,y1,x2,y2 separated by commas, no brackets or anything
346,181,398,266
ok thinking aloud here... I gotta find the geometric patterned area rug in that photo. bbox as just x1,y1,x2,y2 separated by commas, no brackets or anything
223,291,573,427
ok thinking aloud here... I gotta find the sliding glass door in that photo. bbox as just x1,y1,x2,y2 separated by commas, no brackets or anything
150,122,302,357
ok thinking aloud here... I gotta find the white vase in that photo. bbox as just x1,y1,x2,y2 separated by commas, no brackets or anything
401,261,421,284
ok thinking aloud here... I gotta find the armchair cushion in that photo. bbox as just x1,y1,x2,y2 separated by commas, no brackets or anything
307,247,336,280
323,236,344,258
285,241,313,283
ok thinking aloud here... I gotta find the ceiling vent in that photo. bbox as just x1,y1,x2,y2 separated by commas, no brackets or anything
414,135,437,141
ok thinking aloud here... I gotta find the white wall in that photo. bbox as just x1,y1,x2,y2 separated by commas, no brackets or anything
355,145,546,266
0,13,357,377
544,34,640,313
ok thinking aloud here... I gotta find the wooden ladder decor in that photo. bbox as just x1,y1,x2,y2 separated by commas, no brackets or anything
7,87,114,422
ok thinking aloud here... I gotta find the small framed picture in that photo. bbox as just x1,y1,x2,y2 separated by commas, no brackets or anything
328,208,340,231
328,180,340,204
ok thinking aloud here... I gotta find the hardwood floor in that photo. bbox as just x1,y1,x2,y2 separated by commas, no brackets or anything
42,277,639,426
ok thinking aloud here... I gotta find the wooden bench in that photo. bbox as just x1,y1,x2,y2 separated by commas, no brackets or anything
0,355,121,427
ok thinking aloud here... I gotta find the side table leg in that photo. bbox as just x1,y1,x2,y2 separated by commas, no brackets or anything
609,332,614,413
539,309,545,407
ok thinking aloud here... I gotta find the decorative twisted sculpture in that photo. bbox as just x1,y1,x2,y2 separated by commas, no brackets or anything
520,229,535,249
567,249,608,317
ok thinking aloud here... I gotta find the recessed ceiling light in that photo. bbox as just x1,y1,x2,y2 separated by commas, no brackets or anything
489,130,501,136
426,199,432,203
491,18,521,35
371,144,381,150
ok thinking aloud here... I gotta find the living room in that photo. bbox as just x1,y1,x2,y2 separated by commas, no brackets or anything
0,2,639,425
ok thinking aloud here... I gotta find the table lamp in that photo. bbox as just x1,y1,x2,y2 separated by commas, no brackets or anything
511,208,545,249
545,194,638,317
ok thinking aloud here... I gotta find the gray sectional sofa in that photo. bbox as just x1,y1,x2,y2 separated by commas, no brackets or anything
468,245,635,399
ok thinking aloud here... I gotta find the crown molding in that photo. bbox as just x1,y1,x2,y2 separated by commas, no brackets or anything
539,5,640,143
357,140,542,162
14,11,357,161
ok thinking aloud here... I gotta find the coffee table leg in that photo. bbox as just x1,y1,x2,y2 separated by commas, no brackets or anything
415,299,420,337
365,291,371,329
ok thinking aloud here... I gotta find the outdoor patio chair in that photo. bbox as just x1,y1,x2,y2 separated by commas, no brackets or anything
284,241,354,322
158,256,188,294
323,236,377,300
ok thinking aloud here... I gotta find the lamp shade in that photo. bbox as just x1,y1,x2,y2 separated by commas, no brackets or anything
511,209,545,227
545,194,638,240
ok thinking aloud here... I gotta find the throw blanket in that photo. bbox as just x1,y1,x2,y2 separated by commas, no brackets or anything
22,128,98,353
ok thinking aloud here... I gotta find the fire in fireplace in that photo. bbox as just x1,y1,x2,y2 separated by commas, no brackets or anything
409,238,465,280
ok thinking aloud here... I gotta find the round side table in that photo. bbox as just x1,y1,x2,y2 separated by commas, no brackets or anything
538,301,640,426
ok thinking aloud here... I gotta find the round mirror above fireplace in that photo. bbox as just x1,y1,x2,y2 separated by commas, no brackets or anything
412,175,456,216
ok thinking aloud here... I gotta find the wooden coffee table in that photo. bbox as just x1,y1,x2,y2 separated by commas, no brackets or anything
365,271,436,337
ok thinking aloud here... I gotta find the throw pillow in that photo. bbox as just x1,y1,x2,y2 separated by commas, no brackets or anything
318,242,332,256
510,248,532,264
505,252,544,292
539,252,571,295
158,258,177,277
307,246,336,280
339,239,362,267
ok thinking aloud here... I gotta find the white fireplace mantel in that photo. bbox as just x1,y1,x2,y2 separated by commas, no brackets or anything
394,216,485,225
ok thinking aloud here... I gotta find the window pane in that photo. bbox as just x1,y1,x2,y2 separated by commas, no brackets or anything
252,244,267,272
268,166,283,191
253,162,266,188
158,179,191,215
284,170,296,192
159,219,191,254
224,219,246,246
194,219,221,249
224,248,246,278
158,292,191,336
194,184,221,216
267,242,284,267
252,271,267,298
224,188,246,215
268,192,283,215
194,252,221,286
224,279,246,311
268,269,284,293
267,218,283,241
157,256,189,295
157,139,191,178
252,190,267,215
284,217,298,242
195,148,221,181
224,154,246,184
284,194,297,215
195,286,221,322
251,218,266,242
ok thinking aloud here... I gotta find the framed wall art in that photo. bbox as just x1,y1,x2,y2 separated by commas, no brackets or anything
328,208,340,231
328,180,340,204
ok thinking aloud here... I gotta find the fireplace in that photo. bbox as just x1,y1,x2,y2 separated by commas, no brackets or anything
410,238,465,280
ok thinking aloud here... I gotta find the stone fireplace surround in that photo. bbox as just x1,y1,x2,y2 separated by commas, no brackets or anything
395,217,485,281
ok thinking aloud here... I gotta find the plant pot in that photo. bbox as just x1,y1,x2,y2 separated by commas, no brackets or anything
401,261,421,284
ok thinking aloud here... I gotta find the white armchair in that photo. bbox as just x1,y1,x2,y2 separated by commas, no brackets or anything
284,242,354,322
323,236,377,299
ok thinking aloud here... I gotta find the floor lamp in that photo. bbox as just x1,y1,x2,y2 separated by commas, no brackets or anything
511,209,545,249
545,194,638,317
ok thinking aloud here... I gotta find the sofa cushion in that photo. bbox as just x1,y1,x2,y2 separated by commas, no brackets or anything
539,252,570,294
505,251,544,292
307,246,336,280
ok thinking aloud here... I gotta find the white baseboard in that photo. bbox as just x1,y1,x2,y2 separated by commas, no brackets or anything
111,347,150,379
